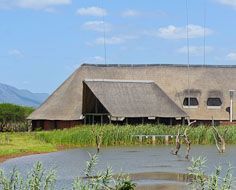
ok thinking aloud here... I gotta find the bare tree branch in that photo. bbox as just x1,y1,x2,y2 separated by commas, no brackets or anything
171,129,181,155
212,126,226,153
183,127,191,159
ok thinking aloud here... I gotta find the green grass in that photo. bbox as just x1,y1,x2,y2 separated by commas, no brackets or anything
1,124,236,159
0,133,56,157
34,124,236,146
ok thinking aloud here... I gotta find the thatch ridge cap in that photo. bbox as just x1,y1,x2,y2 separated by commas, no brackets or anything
84,79,154,83
81,63,236,68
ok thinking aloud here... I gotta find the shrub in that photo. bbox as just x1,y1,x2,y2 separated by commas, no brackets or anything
188,157,234,190
0,154,136,190
0,162,56,190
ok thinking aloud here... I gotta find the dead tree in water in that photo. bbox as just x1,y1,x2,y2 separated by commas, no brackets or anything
183,128,191,159
171,127,191,159
171,129,181,155
212,126,227,153
92,128,103,153
95,133,102,153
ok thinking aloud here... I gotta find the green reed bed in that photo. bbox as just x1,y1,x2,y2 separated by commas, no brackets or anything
34,124,236,147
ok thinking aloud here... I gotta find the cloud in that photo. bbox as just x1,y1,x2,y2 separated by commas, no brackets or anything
77,56,105,64
76,6,107,17
23,80,30,84
95,37,125,45
226,52,236,60
66,56,105,71
94,35,138,45
0,0,71,10
89,56,104,63
122,9,140,17
44,7,57,13
216,0,236,9
145,24,213,40
8,49,24,58
82,21,111,32
177,46,213,56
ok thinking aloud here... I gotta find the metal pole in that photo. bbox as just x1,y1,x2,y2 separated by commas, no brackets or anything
230,91,233,122
101,115,103,125
181,117,185,126
170,118,173,126
109,115,111,124
211,116,214,126
92,115,94,125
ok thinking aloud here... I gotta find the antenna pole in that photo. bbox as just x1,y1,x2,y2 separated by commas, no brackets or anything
102,4,107,65
186,0,190,107
203,0,206,67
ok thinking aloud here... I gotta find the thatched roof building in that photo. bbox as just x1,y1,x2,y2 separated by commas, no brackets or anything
83,79,187,118
28,64,236,129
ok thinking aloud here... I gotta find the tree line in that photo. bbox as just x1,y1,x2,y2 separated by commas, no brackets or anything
0,103,34,132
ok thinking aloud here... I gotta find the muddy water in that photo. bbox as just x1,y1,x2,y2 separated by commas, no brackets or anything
1,145,236,189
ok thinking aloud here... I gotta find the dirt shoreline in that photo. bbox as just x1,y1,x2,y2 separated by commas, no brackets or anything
0,145,75,164
0,151,53,164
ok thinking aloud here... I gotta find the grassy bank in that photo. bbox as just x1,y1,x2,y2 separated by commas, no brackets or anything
1,124,236,161
35,124,236,146
0,133,56,159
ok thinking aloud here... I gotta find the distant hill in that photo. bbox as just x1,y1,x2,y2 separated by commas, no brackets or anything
0,83,49,107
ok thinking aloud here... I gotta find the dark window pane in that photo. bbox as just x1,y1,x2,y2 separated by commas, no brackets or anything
183,97,199,106
207,98,222,106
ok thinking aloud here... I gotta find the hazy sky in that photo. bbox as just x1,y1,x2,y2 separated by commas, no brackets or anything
0,0,236,93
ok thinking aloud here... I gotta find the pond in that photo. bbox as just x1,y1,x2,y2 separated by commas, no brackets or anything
1,145,236,189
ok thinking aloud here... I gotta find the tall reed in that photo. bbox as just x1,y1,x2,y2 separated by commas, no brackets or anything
34,124,236,147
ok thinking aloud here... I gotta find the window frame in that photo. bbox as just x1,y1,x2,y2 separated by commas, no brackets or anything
206,97,222,109
183,97,199,109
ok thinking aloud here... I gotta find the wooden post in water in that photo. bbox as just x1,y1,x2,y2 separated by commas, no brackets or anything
139,135,142,143
165,135,169,145
152,135,156,144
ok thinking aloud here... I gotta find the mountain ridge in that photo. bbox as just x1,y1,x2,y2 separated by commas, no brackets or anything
0,82,49,107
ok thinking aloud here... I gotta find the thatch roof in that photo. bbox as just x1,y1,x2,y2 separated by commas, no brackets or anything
83,79,187,118
28,64,236,121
